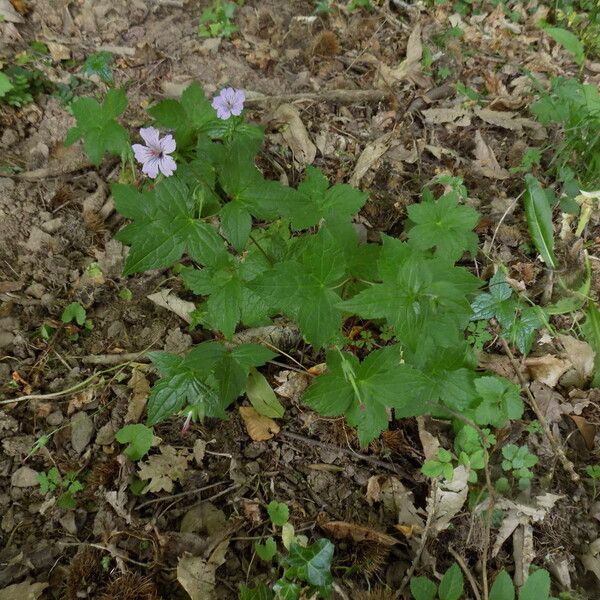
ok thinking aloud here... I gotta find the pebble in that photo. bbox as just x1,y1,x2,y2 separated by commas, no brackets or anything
70,411,94,453
25,282,45,298
11,466,40,488
41,218,63,234
46,411,63,426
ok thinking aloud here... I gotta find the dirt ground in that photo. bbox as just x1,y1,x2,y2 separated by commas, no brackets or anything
1,0,600,598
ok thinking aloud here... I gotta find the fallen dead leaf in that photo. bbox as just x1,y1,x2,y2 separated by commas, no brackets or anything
67,388,95,415
47,41,70,61
350,132,397,187
321,520,399,546
525,355,571,388
366,475,383,505
569,415,596,450
472,130,510,180
193,439,206,465
421,106,472,126
270,104,316,165
239,406,280,441
138,445,189,493
475,108,546,139
416,416,439,461
125,369,150,423
559,334,595,382
430,465,469,533
0,581,48,600
177,540,229,600
274,369,310,401
147,289,195,324
0,0,23,22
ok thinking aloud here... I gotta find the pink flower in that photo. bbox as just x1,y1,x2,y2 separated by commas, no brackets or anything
132,127,177,179
211,87,245,120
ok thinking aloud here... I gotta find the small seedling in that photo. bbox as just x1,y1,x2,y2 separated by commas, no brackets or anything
585,465,600,499
501,444,538,490
198,0,238,39
61,302,87,326
115,424,154,461
422,448,455,481
38,467,84,509
81,51,114,84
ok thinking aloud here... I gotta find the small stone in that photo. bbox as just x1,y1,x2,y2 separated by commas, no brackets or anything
70,411,94,453
95,421,116,446
243,441,267,459
11,466,40,488
46,411,64,426
41,217,63,234
59,512,78,535
2,434,35,457
1,128,18,147
25,227,53,253
25,282,45,298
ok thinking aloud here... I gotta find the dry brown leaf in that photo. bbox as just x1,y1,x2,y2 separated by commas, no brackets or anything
559,335,595,382
472,130,510,179
138,445,189,493
416,416,439,461
525,355,571,388
530,381,564,424
177,540,229,600
147,289,195,324
239,406,280,441
366,475,383,505
421,107,472,126
126,369,150,423
475,108,546,139
273,369,310,401
0,581,48,600
430,465,469,533
478,353,518,382
271,104,317,165
67,388,95,415
569,415,596,450
349,132,396,187
47,41,71,61
193,439,206,465
321,520,399,546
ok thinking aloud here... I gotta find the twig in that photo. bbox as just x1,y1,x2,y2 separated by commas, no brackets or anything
97,44,136,57
80,351,154,365
135,481,228,510
5,161,92,180
498,335,580,483
279,430,412,479
448,546,482,600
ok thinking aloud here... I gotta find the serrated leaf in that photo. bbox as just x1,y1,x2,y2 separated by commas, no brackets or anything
303,346,433,446
0,72,14,97
473,376,524,428
340,236,480,352
490,570,515,600
524,175,556,268
438,563,464,600
410,576,437,600
65,89,129,165
283,539,334,588
115,424,153,461
251,230,348,348
115,177,226,276
267,500,289,526
146,342,275,425
246,368,284,418
255,536,277,562
519,570,550,600
272,580,300,600
219,201,252,251
407,192,479,261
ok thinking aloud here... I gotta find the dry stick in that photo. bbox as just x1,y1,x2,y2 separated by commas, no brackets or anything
279,430,412,479
498,334,580,483
448,546,483,600
135,480,228,510
244,89,390,106
81,351,154,366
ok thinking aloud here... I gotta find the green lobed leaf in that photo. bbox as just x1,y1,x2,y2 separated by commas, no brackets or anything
490,570,515,600
283,539,334,588
239,584,274,600
267,500,289,526
438,563,464,600
272,580,301,600
0,72,14,97
524,175,556,268
255,536,277,562
115,424,154,461
473,376,524,428
62,302,86,326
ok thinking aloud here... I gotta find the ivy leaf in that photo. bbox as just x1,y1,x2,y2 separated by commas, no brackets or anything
146,342,276,425
115,424,154,461
114,177,226,275
524,175,556,268
181,246,271,339
303,346,433,446
65,89,130,165
284,166,368,230
267,500,289,526
239,584,274,600
283,539,334,588
254,536,277,562
251,230,348,348
438,563,464,600
272,580,301,600
340,236,480,352
407,192,479,261
473,376,523,428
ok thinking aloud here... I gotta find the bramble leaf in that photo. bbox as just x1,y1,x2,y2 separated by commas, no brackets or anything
473,376,523,428
114,177,226,276
115,424,154,461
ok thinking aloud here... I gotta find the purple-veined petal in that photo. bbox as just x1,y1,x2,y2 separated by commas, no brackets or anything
159,134,176,154
139,127,160,148
132,143,153,163
158,155,177,177
142,156,160,179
